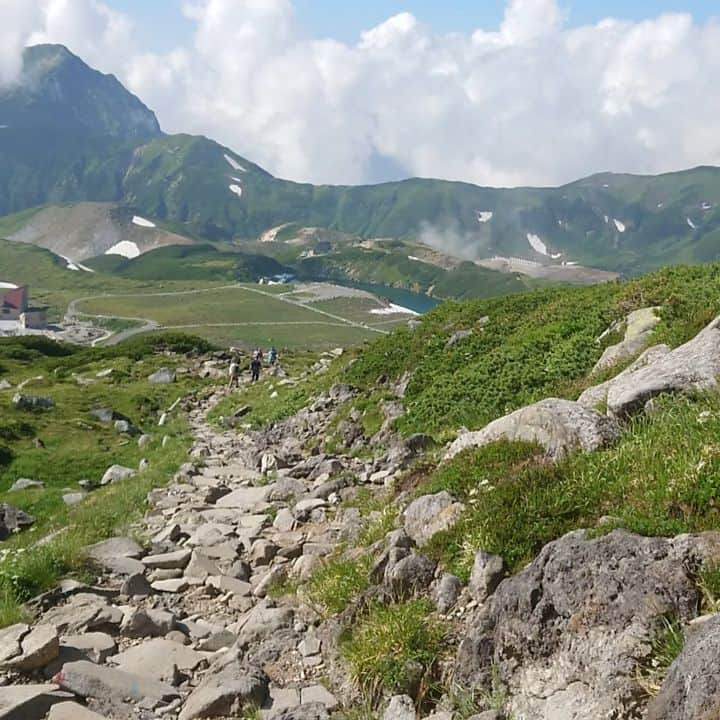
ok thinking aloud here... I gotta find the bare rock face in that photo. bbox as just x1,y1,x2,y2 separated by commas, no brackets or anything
446,398,620,461
602,314,720,419
646,614,720,720
593,307,660,373
455,529,720,720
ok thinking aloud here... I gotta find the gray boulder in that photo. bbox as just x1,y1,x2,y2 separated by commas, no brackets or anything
86,537,144,576
12,394,54,411
2,624,59,671
148,368,176,384
99,465,135,486
9,478,44,492
403,492,465,547
593,307,660,373
270,703,329,720
455,529,720,720
433,573,462,614
47,702,109,720
0,684,72,720
0,504,35,540
446,398,620,461
646,614,720,720
383,694,415,720
386,553,437,600
468,551,505,602
603,314,720,418
120,607,176,638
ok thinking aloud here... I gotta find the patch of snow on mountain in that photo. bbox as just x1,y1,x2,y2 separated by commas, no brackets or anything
224,154,246,172
613,219,626,233
687,217,697,229
476,211,493,223
550,252,563,259
370,303,418,316
58,254,94,272
703,202,713,210
657,202,664,208
0,282,18,289
527,233,549,256
603,183,609,188
132,215,156,228
106,241,140,259
229,184,243,198
231,176,244,183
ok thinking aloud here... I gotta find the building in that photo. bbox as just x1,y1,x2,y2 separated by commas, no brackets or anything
0,285,47,331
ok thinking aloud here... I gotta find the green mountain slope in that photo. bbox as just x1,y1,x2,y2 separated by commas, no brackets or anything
2,44,720,278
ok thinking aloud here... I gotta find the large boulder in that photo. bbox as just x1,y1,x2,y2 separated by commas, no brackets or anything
148,368,176,384
99,465,136,486
446,398,620,461
12,394,54,411
602,314,720,419
455,529,720,720
0,684,72,720
403,492,465,547
0,504,35,540
646,614,720,720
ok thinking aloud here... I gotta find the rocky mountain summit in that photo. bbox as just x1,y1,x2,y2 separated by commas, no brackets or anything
4,299,720,719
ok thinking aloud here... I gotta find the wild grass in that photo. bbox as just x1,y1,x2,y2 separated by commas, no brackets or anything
423,392,720,577
636,614,685,697
341,599,447,704
303,555,372,617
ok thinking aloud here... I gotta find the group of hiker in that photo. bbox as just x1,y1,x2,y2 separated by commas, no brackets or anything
228,346,278,389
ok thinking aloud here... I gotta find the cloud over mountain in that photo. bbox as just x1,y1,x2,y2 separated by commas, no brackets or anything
2,0,720,187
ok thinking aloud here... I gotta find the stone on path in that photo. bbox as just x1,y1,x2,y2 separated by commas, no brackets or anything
112,639,205,684
177,669,268,720
215,486,270,512
121,608,175,638
86,537,144,576
3,624,58,671
0,623,28,664
0,684,72,720
300,685,339,711
47,702,109,720
142,549,191,570
60,633,117,664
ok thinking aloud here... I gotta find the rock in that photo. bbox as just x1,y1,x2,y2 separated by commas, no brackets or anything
3,624,59,671
601,314,720,418
593,307,661,373
177,666,268,720
86,537,144,576
299,636,321,657
0,623,28,663
206,575,252,596
434,573,462,613
445,329,473,349
148,368,176,384
403,492,465,547
62,492,86,506
446,398,620,461
138,434,152,448
0,684,72,720
99,465,135,486
142,549,191,570
300,685,338,711
47,702,109,720
386,553,437,600
0,504,35,540
152,578,189,593
294,498,328,522
112,639,205,684
273,508,295,532
12,393,54,411
237,602,293,644
646,613,720,720
60,633,117,664
197,630,236,652
9,478,44,491
120,573,152,598
455,529,719,720
269,703,329,720
0,380,11,390
113,420,138,436
578,344,672,410
185,550,221,581
121,608,176,638
468,551,505,602
216,486,269,511
383,694,415,720
54,661,179,708
249,539,278,566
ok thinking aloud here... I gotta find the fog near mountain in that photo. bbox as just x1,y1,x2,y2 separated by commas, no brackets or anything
1,0,720,188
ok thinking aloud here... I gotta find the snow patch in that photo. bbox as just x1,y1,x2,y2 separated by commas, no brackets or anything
603,183,609,188
687,217,697,230
59,255,95,273
476,211,493,223
527,233,549,256
369,303,418,317
702,202,713,211
231,176,244,183
0,282,18,289
224,154,246,172
604,215,609,224
657,202,664,208
132,215,156,228
106,241,140,259
613,219,626,233
229,184,243,198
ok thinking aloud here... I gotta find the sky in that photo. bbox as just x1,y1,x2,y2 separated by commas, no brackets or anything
2,0,720,187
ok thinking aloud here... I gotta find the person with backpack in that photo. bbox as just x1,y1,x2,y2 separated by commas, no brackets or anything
268,346,278,365
228,356,241,391
251,355,262,383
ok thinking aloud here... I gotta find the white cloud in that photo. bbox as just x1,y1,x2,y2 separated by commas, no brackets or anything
3,0,720,188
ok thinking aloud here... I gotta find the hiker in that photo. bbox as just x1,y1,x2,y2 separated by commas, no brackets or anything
228,356,241,390
268,346,278,365
251,355,262,383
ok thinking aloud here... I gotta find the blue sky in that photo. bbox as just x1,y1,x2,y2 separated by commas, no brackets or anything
108,1,715,52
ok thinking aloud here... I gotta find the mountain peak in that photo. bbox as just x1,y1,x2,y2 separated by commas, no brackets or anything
0,43,161,140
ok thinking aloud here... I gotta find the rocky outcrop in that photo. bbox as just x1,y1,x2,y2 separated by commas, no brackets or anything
593,306,660,373
455,529,720,720
403,492,465,547
646,614,720,720
0,504,35,540
446,398,620,460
